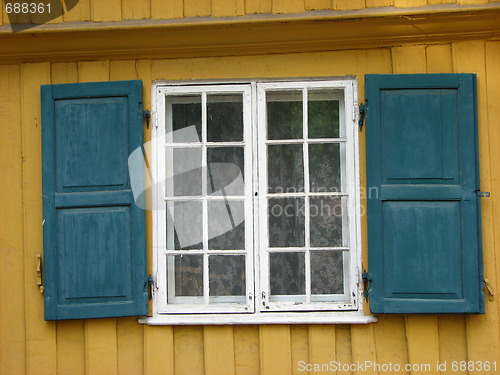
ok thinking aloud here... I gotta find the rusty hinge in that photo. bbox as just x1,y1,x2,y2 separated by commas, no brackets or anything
36,254,44,294
358,102,368,131
362,271,371,301
143,110,151,129
484,279,495,301
475,191,491,198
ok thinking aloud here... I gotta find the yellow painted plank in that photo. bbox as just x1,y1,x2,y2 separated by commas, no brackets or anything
305,0,332,11
51,62,78,83
351,325,379,375
245,0,272,13
184,0,212,17
460,39,500,374
63,0,91,22
427,0,456,4
0,64,25,375
91,0,122,21
335,326,353,375
335,0,366,10
144,326,174,375
152,0,184,19
394,0,427,6
272,0,305,14
85,319,119,375
174,326,205,374
458,0,488,4
438,316,468,375
373,316,410,374
308,325,336,375
110,60,138,80
259,325,292,375
117,318,144,375
123,0,151,19
204,326,236,375
426,44,453,73
366,0,394,6
78,61,110,82
56,321,86,375
234,326,260,375
290,325,308,375
21,62,57,375
391,45,427,73
404,316,440,375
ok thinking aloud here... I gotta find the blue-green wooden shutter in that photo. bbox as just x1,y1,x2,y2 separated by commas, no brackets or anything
365,74,484,314
41,80,148,320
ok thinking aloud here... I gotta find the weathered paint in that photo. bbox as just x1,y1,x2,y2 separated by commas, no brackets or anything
1,3,500,375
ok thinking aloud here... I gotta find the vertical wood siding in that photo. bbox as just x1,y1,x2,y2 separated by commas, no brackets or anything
1,41,499,375
0,0,496,24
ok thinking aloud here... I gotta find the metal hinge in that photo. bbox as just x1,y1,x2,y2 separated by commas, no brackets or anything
147,275,157,300
143,110,151,129
358,102,368,131
475,191,491,198
362,271,371,301
36,254,44,294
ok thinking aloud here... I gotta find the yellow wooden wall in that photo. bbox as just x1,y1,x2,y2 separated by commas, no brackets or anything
1,39,499,375
0,0,497,25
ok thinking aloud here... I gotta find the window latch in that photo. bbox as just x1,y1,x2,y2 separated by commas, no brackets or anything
475,191,491,198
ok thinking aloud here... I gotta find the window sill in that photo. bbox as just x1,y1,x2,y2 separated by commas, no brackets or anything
138,311,377,325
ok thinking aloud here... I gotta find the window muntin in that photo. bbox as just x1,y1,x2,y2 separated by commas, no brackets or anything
153,80,361,317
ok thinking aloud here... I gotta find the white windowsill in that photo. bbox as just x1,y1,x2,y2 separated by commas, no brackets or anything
139,311,377,325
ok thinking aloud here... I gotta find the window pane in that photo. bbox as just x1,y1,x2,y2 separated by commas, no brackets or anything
268,144,304,194
167,147,202,196
309,143,341,193
267,91,303,140
310,197,344,247
209,255,246,297
311,251,344,295
207,94,244,142
207,147,244,196
208,200,245,250
169,96,202,142
268,197,305,247
171,254,203,297
270,252,305,296
308,90,340,139
167,201,203,250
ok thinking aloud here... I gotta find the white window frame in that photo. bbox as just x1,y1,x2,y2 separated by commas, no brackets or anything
142,78,375,325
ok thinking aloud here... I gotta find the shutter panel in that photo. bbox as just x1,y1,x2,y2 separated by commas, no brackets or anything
365,74,484,314
41,80,148,320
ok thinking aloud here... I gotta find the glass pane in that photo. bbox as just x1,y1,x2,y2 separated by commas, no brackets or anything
208,200,245,250
168,96,202,142
310,197,344,247
207,94,244,142
268,197,305,247
267,144,304,194
172,254,203,297
309,143,341,193
167,147,202,196
311,251,344,294
267,91,303,140
207,147,244,196
270,252,305,295
167,201,203,250
209,255,246,296
308,90,340,139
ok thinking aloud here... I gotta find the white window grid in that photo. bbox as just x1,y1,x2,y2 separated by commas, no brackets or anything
151,79,363,319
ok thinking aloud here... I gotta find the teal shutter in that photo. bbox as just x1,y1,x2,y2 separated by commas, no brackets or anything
365,74,484,314
41,80,148,320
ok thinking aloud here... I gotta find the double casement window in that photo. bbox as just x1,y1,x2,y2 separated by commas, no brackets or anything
41,74,484,322
152,80,363,319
